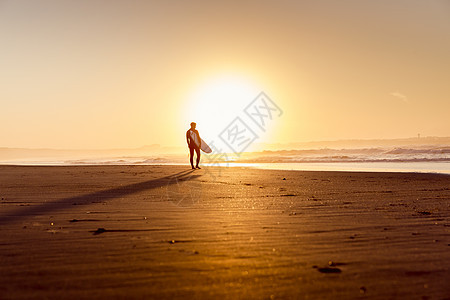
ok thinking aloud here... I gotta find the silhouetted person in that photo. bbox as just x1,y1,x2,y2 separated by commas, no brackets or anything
186,122,201,169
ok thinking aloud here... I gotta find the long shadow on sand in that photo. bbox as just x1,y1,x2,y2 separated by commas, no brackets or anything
0,169,200,224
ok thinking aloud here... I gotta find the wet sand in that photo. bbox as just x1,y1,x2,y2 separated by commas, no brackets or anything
0,165,449,299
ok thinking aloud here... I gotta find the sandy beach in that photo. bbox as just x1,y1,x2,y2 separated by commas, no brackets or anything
0,165,449,299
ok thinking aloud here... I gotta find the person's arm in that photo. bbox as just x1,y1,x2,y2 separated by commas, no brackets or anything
186,130,191,147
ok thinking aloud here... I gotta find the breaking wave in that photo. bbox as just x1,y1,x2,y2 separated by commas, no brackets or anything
234,147,450,164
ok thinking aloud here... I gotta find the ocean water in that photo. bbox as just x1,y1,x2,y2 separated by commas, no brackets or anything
206,146,450,174
1,146,449,174
232,146,450,164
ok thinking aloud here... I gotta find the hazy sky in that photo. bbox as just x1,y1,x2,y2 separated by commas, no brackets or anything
1,0,449,149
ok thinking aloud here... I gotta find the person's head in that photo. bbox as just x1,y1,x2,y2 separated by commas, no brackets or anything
190,122,196,129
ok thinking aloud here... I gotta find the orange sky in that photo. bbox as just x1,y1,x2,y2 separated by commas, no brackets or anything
1,1,449,150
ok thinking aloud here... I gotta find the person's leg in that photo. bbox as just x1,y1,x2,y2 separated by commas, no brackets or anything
189,147,195,169
195,147,201,168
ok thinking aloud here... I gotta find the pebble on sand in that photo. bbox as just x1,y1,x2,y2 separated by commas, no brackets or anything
317,267,342,273
93,228,107,235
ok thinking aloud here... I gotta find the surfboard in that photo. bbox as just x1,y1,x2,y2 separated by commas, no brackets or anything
200,139,212,153
189,130,212,153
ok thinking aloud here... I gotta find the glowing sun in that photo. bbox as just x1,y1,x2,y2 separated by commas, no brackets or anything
184,74,260,144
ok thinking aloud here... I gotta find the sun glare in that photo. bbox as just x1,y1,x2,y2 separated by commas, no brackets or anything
183,75,261,147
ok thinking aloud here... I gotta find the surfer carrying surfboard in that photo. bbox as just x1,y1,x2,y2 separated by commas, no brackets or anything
186,122,201,169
